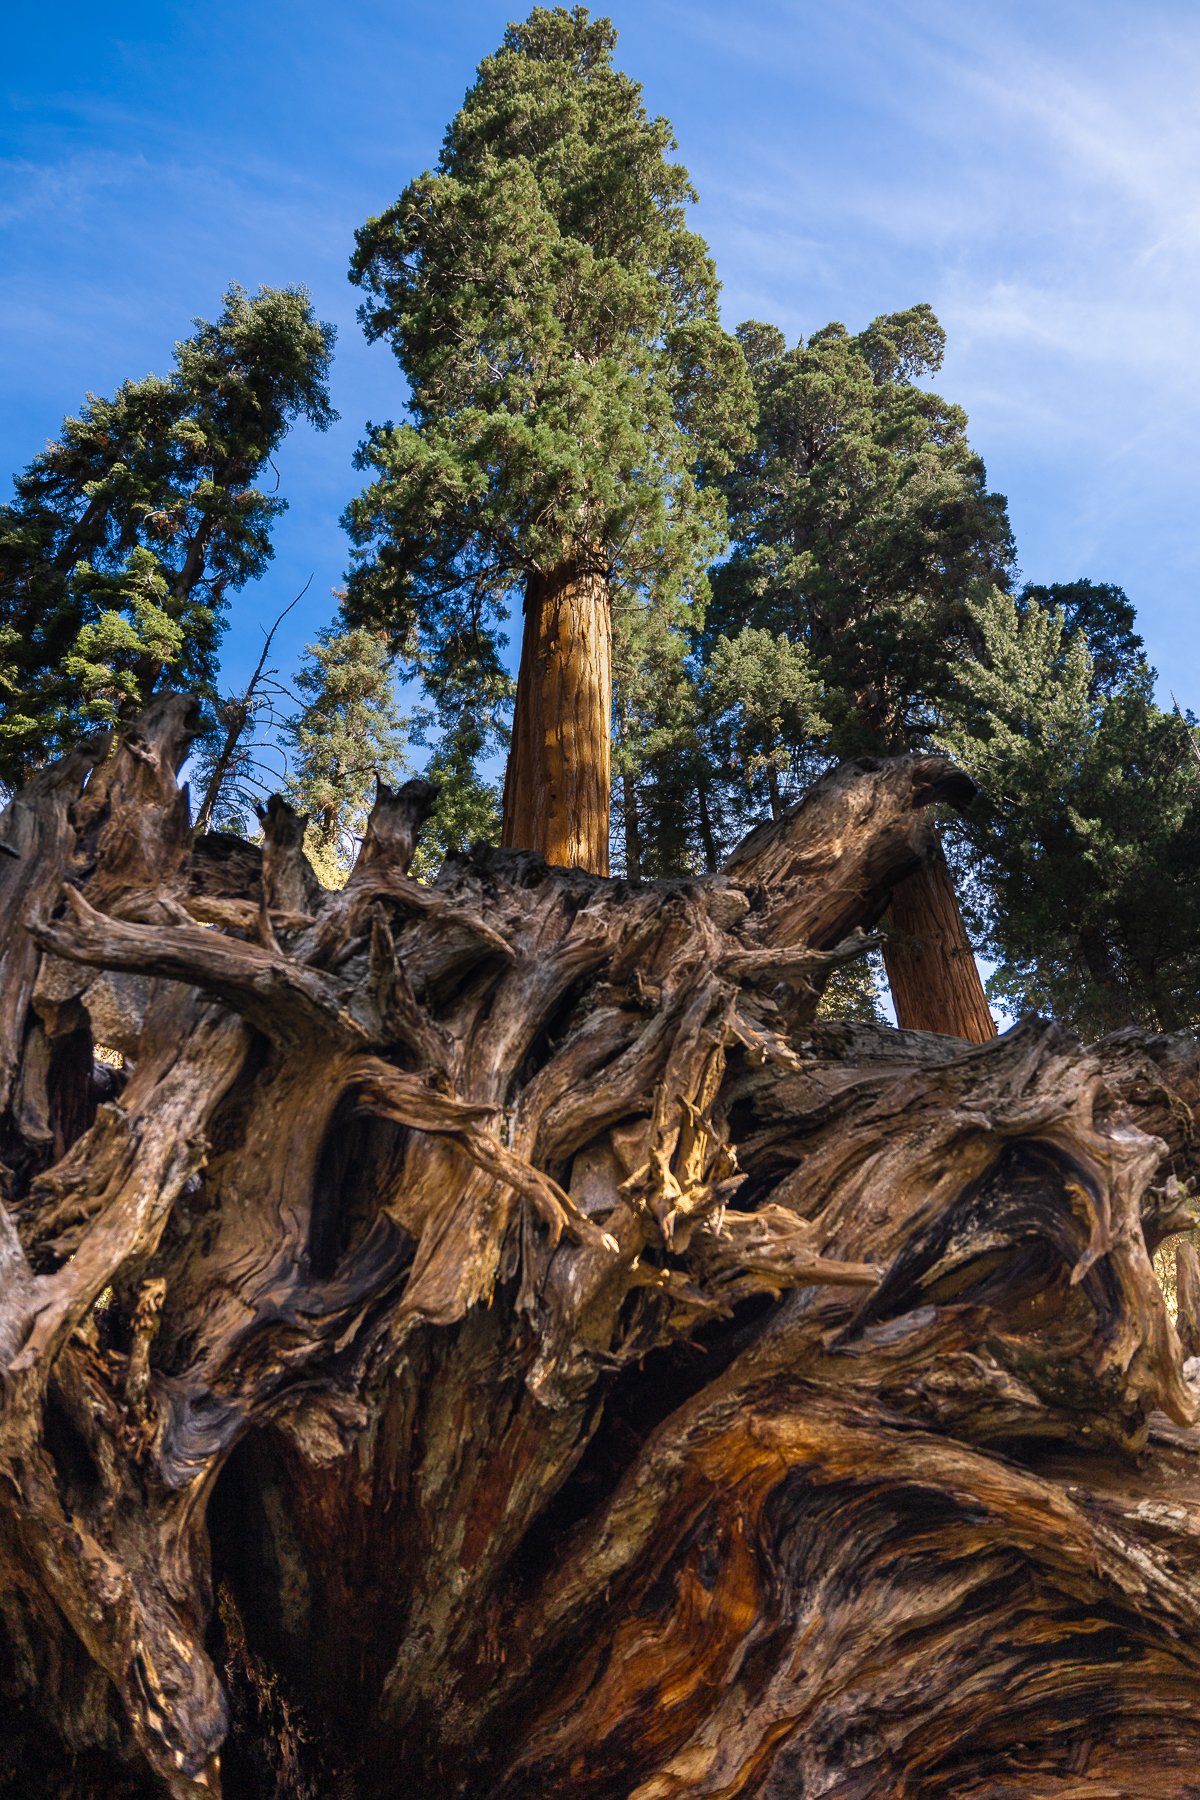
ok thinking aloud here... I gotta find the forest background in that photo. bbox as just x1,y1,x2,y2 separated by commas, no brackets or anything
3,0,1199,1028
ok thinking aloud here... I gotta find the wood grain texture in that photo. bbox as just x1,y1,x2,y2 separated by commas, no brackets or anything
0,705,1196,1799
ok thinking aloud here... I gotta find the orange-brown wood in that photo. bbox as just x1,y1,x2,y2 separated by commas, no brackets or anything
1177,1241,1200,1360
883,833,996,1042
501,561,612,875
5,716,1200,1798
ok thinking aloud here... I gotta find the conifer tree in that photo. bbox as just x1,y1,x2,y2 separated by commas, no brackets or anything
610,588,703,879
345,5,753,874
409,729,505,883
705,626,827,822
284,623,411,878
404,598,511,874
708,305,1012,1038
1013,578,1143,696
946,585,1200,1034
0,285,334,789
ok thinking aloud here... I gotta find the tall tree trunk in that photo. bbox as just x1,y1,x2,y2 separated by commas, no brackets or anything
1,705,1199,1798
849,679,993,1040
883,830,996,1042
501,561,611,875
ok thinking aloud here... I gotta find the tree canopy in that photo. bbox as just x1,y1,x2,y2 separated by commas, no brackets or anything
343,5,753,865
0,5,1192,1042
707,304,1013,764
948,585,1200,1034
0,284,334,790
284,623,412,879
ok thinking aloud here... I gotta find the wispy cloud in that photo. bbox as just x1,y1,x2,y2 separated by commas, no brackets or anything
0,150,152,228
3,0,1198,695
661,0,1200,689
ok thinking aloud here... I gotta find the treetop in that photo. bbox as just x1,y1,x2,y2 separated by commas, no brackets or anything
345,5,753,625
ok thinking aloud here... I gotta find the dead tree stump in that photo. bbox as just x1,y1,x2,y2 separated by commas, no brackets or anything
0,702,1198,1799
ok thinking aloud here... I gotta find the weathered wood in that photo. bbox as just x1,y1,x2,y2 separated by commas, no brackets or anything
70,692,200,918
0,730,109,1115
0,700,1197,1799
725,751,973,953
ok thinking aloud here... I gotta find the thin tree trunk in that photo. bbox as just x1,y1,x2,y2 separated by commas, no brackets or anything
171,513,217,605
883,832,996,1042
766,760,783,820
1078,923,1130,1029
193,703,248,837
501,560,611,875
621,767,642,883
192,591,304,837
696,772,719,873
57,491,110,569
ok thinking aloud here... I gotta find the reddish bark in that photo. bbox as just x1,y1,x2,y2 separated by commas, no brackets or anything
883,830,997,1042
501,561,612,875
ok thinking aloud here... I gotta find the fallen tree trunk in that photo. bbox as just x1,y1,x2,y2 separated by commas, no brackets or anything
0,704,1198,1799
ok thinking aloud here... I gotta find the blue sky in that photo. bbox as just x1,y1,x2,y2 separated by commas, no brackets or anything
4,0,1199,713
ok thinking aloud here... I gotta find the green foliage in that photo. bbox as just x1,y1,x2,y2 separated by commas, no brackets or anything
816,952,886,1023
0,285,334,787
407,734,504,883
60,548,186,720
344,5,753,762
405,600,512,871
285,625,411,872
2,17,1183,1053
705,627,827,819
946,587,1200,1034
611,614,829,877
283,618,504,885
595,301,1014,1010
1012,579,1143,697
612,302,1010,894
708,305,1012,759
611,587,709,877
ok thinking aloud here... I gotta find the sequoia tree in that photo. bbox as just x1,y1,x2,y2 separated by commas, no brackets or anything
0,285,335,792
708,308,1012,1039
1,693,1199,1797
345,6,753,875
